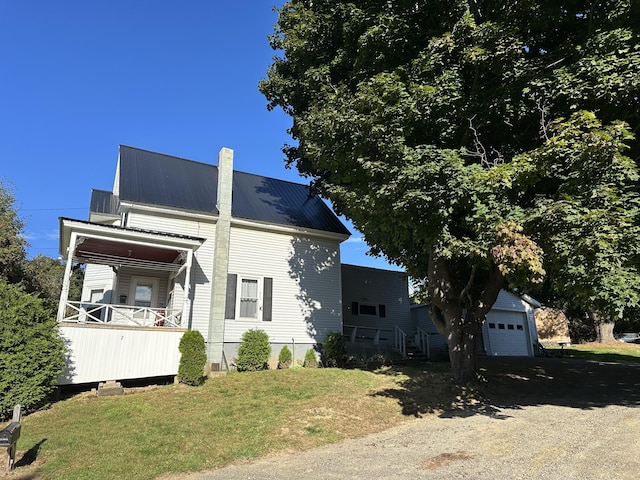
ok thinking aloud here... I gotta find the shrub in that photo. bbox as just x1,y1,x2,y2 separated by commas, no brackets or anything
303,348,318,368
277,345,292,369
236,329,271,371
323,332,346,367
178,330,207,386
0,279,65,420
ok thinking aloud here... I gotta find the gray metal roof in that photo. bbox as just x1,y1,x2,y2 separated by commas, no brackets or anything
90,189,119,215
117,145,350,235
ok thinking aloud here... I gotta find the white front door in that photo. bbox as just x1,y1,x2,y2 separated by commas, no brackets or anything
130,277,159,308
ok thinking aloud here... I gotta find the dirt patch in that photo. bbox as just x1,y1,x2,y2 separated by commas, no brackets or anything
422,451,473,469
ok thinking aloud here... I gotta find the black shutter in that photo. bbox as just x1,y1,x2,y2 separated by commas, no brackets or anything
378,304,386,318
225,274,237,319
351,301,359,315
263,277,273,321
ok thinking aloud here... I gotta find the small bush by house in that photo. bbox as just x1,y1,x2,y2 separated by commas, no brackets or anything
323,332,346,367
236,329,271,372
277,345,292,369
178,330,207,385
303,348,318,368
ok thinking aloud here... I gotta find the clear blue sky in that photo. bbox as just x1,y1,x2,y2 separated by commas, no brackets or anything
0,1,397,271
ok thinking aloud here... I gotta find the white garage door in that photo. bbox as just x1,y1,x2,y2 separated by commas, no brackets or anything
485,310,530,356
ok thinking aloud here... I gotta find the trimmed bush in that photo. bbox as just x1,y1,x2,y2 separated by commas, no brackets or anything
323,332,346,367
0,280,65,420
178,330,207,386
303,348,318,368
236,329,271,372
277,345,292,369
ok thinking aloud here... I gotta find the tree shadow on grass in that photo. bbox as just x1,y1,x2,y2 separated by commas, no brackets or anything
371,356,640,419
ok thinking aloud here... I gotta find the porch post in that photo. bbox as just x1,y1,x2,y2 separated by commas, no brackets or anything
208,147,233,370
57,232,77,322
181,248,193,327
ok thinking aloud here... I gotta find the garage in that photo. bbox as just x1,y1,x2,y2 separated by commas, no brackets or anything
484,310,531,356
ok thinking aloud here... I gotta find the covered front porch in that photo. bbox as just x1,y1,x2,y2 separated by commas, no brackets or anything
57,218,204,384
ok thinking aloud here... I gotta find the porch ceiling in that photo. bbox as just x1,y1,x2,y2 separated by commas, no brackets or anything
75,237,184,271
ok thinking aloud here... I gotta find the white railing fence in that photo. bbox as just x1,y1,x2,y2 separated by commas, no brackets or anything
61,301,183,328
416,326,431,359
394,325,407,358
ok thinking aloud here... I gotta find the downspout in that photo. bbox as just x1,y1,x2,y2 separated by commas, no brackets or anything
207,147,233,371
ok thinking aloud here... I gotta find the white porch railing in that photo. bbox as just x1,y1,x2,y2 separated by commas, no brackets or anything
394,325,407,358
343,324,393,346
60,301,183,328
416,326,431,359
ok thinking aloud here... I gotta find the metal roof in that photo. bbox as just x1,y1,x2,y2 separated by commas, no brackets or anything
117,145,350,235
90,189,119,215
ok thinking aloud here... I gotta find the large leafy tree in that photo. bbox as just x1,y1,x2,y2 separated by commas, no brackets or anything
261,0,640,383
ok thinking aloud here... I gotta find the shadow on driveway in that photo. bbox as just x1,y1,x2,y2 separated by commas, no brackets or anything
372,356,640,418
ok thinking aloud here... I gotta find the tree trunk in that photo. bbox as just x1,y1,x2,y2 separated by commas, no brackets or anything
596,321,616,343
447,313,484,385
590,310,616,343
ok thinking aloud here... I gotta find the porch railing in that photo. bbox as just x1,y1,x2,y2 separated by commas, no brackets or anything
416,326,431,359
60,301,183,328
343,324,393,346
394,325,407,358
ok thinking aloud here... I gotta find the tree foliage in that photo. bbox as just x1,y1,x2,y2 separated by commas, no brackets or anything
0,180,27,284
22,254,84,310
0,279,66,419
261,0,640,383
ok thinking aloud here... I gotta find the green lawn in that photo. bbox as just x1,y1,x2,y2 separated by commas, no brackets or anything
9,343,640,479
546,341,640,363
12,368,412,480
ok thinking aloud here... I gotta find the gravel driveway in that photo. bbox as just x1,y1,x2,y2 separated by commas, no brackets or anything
179,357,640,480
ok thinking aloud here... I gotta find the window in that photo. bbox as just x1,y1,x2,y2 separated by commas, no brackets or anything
350,302,386,317
508,324,515,330
359,304,377,316
498,323,505,329
129,277,159,308
516,325,524,331
225,274,273,321
239,279,258,318
488,323,496,329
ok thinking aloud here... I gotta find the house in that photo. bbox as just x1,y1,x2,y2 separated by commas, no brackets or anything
56,145,541,385
57,146,350,384
340,264,411,358
411,290,541,357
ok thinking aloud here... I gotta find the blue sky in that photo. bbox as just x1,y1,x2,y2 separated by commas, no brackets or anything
0,1,397,271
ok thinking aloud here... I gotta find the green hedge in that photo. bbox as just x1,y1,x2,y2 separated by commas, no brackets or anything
0,280,65,420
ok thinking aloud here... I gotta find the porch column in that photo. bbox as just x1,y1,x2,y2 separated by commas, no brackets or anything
180,248,193,327
57,232,77,322
208,147,233,370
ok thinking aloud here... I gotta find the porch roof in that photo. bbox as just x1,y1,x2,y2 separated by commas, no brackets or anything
59,218,204,271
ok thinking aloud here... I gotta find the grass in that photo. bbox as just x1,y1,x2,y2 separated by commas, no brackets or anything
7,368,423,480
545,341,640,363
6,342,640,479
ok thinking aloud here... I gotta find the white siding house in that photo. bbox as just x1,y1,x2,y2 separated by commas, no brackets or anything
341,264,411,357
57,146,349,384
